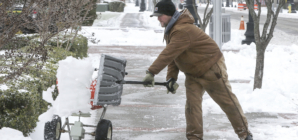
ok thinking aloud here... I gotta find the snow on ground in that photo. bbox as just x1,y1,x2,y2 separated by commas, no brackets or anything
80,28,165,46
84,4,164,46
0,128,33,140
1,2,298,140
92,12,125,28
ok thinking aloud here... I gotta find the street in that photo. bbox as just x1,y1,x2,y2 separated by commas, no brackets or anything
197,6,298,36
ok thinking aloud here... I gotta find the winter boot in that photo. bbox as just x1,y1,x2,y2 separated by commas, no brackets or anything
245,134,253,140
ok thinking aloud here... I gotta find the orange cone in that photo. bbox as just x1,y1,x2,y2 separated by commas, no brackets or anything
239,16,245,30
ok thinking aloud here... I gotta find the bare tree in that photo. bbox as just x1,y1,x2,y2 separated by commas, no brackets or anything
0,0,96,84
195,0,213,32
245,0,285,89
176,0,212,32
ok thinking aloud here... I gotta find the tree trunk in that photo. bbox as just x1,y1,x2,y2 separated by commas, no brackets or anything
245,0,285,90
253,48,265,89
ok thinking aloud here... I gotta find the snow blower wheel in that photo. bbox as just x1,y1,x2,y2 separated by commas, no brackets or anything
44,115,62,140
95,119,112,140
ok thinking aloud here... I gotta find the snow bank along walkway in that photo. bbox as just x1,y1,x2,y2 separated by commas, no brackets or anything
82,3,298,140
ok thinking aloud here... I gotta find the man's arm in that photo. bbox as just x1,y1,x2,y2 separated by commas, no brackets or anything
167,60,179,81
148,30,190,75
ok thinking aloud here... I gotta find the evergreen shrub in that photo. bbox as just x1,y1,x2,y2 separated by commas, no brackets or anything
0,34,88,136
109,1,125,12
82,0,98,26
0,90,48,136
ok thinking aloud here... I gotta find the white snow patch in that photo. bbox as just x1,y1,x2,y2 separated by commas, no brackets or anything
54,56,94,117
0,127,32,140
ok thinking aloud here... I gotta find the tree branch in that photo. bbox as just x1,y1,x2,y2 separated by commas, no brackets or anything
204,7,213,29
266,0,285,45
0,0,96,82
203,0,210,20
261,0,273,41
196,0,212,32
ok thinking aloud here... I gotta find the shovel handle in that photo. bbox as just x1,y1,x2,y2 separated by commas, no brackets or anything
123,81,168,86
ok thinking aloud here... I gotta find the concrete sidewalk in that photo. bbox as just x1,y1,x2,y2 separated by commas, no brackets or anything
88,44,298,140
86,11,298,140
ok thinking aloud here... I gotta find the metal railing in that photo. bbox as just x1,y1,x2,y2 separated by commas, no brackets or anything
209,13,231,45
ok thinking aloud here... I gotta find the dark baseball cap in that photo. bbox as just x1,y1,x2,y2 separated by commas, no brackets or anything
150,0,176,17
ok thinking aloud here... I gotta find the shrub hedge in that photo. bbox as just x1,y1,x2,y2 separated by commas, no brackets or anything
48,34,88,59
0,34,88,136
0,90,48,136
109,1,125,12
82,0,98,26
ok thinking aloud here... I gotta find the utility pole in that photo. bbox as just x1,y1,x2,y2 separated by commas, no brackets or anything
214,0,222,48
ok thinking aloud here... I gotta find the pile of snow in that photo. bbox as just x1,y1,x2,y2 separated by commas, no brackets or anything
1,52,97,140
0,128,32,140
29,56,97,140
53,56,94,117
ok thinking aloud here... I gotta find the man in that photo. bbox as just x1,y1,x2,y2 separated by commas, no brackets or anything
142,0,253,140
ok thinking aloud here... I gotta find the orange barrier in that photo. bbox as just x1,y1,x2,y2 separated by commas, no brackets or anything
254,4,258,10
238,3,244,11
239,16,245,30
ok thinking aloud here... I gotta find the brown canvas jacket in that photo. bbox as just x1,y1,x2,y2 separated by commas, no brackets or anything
148,9,223,80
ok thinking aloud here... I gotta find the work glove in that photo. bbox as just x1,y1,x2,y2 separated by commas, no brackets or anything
166,78,179,94
143,70,154,87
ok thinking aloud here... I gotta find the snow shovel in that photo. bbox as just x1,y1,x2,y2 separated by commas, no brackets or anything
93,54,171,106
90,54,171,140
